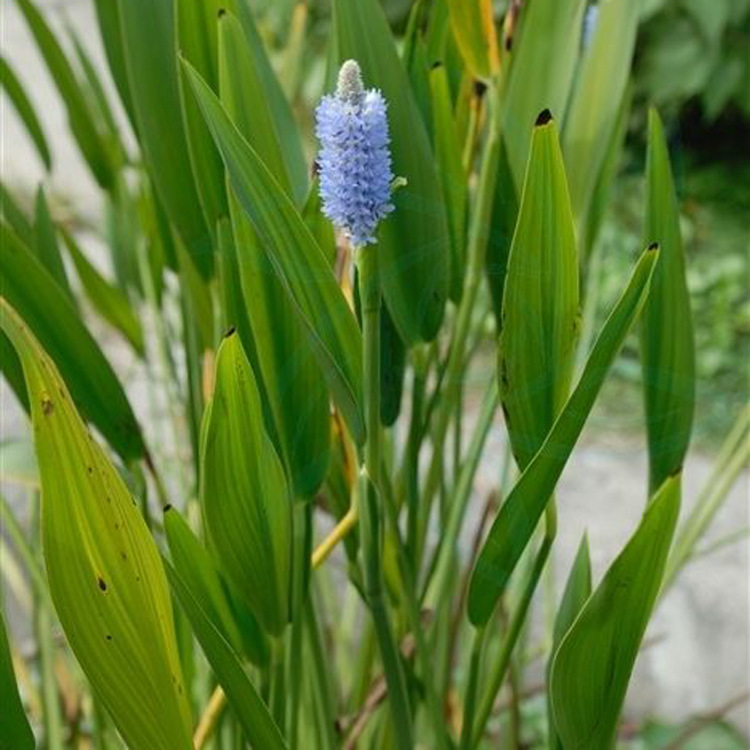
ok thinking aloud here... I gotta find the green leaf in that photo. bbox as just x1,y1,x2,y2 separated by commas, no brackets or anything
498,114,579,470
547,534,591,750
0,607,35,750
563,0,642,232
429,62,467,302
0,183,34,247
32,188,73,302
0,298,193,750
0,54,51,170
550,475,681,748
201,332,292,635
14,0,115,190
332,0,451,343
218,11,332,495
61,229,144,355
164,559,286,750
641,108,695,492
0,221,145,461
164,506,255,660
184,59,365,444
468,244,659,626
446,0,499,80
176,0,228,231
501,0,586,188
116,0,211,276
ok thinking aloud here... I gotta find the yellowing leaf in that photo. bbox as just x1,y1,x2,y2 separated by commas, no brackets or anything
0,297,192,750
447,0,499,80
201,332,292,635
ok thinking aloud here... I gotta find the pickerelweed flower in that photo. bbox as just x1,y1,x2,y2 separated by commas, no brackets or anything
315,60,394,247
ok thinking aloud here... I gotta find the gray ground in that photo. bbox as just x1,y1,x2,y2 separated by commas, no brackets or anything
1,0,748,739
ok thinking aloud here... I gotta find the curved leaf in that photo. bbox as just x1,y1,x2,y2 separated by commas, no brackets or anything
446,0,499,80
498,113,579,470
184,60,365,444
0,54,51,169
468,245,659,626
332,0,451,343
641,108,695,492
164,560,286,750
201,332,292,635
0,607,34,750
0,298,192,750
0,222,145,461
550,476,681,748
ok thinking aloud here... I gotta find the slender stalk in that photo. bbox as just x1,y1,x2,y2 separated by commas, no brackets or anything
311,498,358,569
418,98,502,564
356,244,414,750
460,627,486,750
471,507,556,748
269,635,286,732
304,600,338,750
405,352,427,567
193,687,227,749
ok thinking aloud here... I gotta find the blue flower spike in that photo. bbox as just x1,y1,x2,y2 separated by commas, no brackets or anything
315,60,395,248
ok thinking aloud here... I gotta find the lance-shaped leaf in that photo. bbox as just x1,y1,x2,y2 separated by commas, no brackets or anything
332,0,450,343
164,561,286,750
0,222,145,461
0,298,193,750
563,0,641,232
201,332,292,635
446,0,499,80
499,112,579,470
116,0,211,275
430,62,467,302
14,0,115,190
0,607,34,750
219,11,331,495
33,187,72,301
501,0,586,189
184,59,365,444
547,534,591,749
468,244,659,626
0,54,51,170
550,475,681,748
176,0,227,231
641,108,695,493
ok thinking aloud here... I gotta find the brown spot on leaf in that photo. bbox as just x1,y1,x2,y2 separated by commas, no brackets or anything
97,577,107,592
41,396,53,415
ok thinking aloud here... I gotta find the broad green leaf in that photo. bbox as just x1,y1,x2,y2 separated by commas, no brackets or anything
501,0,586,188
201,332,292,635
0,222,145,461
332,0,451,343
550,475,681,748
14,0,115,190
0,55,51,170
403,6,433,138
0,183,33,246
0,298,192,750
498,113,579,470
547,534,591,750
116,0,211,276
563,0,642,232
33,188,72,301
429,62,467,302
302,178,337,268
219,11,331,495
164,506,247,658
61,229,144,355
446,0,499,80
641,108,695,492
164,560,286,750
176,0,228,231
184,60,365,444
0,607,34,750
468,244,659,626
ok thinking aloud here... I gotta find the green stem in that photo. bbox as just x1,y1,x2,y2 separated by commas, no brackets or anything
269,635,286,732
471,504,557,747
304,601,338,749
418,99,502,564
460,627,486,750
405,354,427,567
357,244,414,750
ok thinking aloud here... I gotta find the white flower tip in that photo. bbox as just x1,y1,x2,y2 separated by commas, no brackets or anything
337,60,364,103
